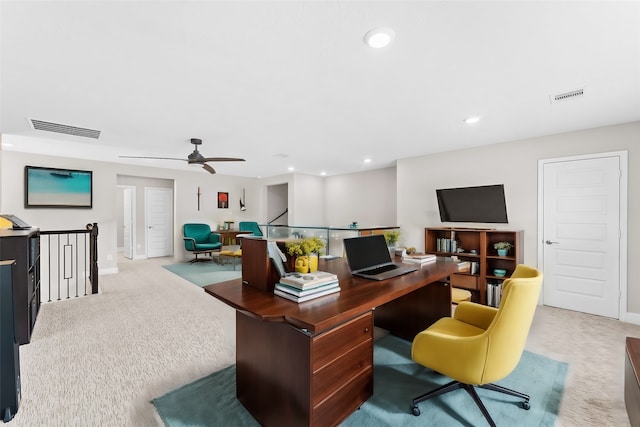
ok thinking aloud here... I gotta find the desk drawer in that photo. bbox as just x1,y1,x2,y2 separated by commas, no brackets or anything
313,338,372,406
312,312,373,371
312,367,373,427
450,273,478,290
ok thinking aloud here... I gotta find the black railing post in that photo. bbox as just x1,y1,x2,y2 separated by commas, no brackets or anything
87,223,99,294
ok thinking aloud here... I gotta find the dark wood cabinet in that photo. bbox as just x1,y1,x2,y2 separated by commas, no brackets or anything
425,227,523,306
236,310,373,427
0,228,41,345
625,337,640,427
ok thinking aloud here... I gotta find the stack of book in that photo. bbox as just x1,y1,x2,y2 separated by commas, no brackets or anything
401,253,437,264
487,282,503,307
274,271,340,303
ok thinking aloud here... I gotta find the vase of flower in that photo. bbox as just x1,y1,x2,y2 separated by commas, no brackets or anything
294,256,310,273
308,253,319,272
286,237,326,273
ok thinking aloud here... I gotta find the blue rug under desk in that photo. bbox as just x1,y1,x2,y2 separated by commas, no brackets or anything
152,335,567,427
163,261,242,288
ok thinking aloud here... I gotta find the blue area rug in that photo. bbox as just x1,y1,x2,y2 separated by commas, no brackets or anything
163,261,242,287
153,335,567,426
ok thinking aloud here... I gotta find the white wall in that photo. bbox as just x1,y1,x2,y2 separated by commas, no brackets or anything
3,122,638,316
397,121,640,315
0,147,260,270
324,167,397,230
290,174,325,226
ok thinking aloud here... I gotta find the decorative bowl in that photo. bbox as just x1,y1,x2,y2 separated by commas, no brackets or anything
493,268,507,277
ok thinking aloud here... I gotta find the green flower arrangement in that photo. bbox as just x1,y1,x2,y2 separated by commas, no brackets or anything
383,230,401,247
493,241,513,251
285,237,326,257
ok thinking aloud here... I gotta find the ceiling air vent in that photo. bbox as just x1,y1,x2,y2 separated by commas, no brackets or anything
29,119,101,139
550,88,584,104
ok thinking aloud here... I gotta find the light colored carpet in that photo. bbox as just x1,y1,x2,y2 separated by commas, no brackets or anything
153,335,567,426
9,255,640,426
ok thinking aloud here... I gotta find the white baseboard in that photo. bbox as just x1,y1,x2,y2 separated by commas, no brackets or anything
99,267,118,275
623,311,640,326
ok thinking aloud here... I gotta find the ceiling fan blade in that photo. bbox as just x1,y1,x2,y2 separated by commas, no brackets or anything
200,157,246,162
202,163,216,174
119,155,186,161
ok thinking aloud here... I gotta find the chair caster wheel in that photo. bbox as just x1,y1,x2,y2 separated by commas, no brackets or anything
522,400,531,410
411,405,421,416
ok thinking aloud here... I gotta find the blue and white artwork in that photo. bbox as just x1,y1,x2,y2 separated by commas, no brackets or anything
25,166,92,208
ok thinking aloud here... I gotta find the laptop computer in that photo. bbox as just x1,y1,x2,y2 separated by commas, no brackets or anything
343,234,418,281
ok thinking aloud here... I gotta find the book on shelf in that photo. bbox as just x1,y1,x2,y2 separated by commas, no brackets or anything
456,261,471,272
487,282,503,307
279,270,338,289
436,237,457,253
436,255,460,262
275,280,340,297
274,285,340,303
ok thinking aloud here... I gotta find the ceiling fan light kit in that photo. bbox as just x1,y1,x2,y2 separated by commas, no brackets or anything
118,138,245,174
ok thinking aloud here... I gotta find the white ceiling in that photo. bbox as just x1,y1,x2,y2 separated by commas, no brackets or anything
1,1,639,178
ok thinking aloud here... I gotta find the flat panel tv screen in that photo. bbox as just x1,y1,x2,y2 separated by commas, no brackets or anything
436,184,508,223
24,165,93,208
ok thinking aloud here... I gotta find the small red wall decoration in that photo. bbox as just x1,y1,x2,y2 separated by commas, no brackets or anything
218,192,229,208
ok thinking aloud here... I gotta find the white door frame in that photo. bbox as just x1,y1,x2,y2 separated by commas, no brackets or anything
537,150,628,321
121,185,136,260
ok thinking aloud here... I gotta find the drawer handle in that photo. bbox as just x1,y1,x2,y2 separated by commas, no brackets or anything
363,328,369,333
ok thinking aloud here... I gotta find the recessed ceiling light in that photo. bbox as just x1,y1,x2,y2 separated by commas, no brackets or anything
321,171,327,176
288,166,294,172
364,158,372,163
464,116,481,124
364,27,395,48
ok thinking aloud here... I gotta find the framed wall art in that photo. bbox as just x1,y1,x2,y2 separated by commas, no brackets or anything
217,192,229,209
24,165,93,208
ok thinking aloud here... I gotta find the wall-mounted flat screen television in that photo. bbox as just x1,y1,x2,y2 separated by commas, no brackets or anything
436,184,508,223
24,165,93,208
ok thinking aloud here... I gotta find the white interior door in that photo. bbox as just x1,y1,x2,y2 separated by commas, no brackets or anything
145,187,173,258
123,187,134,259
540,152,626,319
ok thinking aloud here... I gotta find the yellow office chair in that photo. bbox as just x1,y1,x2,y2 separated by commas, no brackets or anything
410,264,542,427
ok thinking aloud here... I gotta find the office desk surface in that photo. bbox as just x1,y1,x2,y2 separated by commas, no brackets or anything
203,258,460,334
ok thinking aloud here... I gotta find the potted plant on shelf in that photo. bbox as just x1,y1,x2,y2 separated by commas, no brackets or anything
493,241,513,256
285,237,326,273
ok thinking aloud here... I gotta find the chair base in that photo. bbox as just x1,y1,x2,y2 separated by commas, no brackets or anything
189,250,218,263
411,380,530,427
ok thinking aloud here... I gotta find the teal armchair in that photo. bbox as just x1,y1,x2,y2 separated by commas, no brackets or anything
239,221,263,237
183,223,222,263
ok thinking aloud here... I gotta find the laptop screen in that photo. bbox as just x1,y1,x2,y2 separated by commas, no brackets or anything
343,234,393,272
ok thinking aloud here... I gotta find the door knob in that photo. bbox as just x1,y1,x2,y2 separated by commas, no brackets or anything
545,240,559,245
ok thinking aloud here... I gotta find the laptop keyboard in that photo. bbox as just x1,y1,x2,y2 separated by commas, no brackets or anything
360,264,398,276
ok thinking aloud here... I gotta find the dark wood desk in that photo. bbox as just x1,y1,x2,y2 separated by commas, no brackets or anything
626,337,640,426
204,258,459,427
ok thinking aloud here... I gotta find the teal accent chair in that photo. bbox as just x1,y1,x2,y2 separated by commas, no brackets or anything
239,221,263,237
183,223,222,263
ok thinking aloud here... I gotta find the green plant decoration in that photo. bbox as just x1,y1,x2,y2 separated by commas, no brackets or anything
493,241,513,250
383,230,401,247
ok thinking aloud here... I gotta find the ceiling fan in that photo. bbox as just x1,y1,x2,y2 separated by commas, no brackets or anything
119,138,245,174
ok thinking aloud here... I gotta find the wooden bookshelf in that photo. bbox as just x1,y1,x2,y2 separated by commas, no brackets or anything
424,227,523,306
